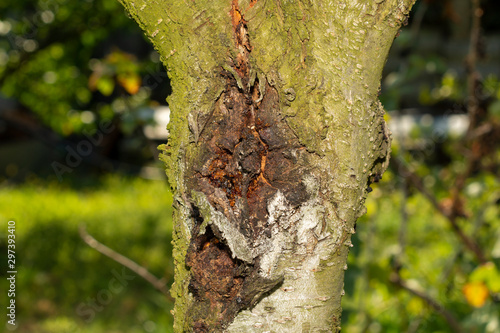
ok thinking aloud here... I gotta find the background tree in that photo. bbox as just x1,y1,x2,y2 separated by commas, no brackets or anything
118,0,415,331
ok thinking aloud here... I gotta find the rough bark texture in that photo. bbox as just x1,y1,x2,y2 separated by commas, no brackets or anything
118,0,415,331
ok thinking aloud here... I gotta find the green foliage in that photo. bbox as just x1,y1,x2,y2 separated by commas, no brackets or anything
342,161,500,332
0,175,174,333
0,0,166,136
470,263,500,293
367,10,500,329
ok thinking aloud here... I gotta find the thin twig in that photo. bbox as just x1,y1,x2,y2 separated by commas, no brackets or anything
390,272,463,333
393,158,487,263
395,132,409,273
448,0,484,205
465,0,483,132
409,0,428,41
79,225,172,300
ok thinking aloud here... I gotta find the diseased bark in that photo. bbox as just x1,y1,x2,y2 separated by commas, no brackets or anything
118,0,415,331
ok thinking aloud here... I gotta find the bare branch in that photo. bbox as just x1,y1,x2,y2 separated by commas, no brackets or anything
465,0,484,132
79,225,172,300
390,272,463,333
392,158,487,264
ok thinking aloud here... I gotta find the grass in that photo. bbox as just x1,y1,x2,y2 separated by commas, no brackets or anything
0,175,174,333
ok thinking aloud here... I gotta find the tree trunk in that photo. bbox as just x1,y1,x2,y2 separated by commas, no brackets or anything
118,0,415,331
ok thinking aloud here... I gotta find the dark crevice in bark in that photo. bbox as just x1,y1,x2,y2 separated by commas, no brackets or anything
368,120,391,186
186,218,245,332
185,205,284,331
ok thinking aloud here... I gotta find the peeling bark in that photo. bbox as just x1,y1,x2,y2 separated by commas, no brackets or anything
118,0,416,331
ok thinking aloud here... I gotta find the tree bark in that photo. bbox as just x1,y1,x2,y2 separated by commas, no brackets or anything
118,0,415,331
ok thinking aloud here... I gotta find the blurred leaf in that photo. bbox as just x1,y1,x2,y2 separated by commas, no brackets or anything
117,73,141,95
470,263,500,293
463,281,489,308
488,100,500,118
407,297,424,315
96,75,115,96
419,85,433,105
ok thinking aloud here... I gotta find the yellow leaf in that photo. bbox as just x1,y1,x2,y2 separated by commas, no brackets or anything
117,73,141,95
462,281,489,308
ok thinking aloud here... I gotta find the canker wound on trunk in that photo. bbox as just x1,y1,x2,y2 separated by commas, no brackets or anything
184,2,309,330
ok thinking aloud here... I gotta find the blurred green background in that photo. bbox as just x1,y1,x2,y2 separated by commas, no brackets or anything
1,0,499,332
